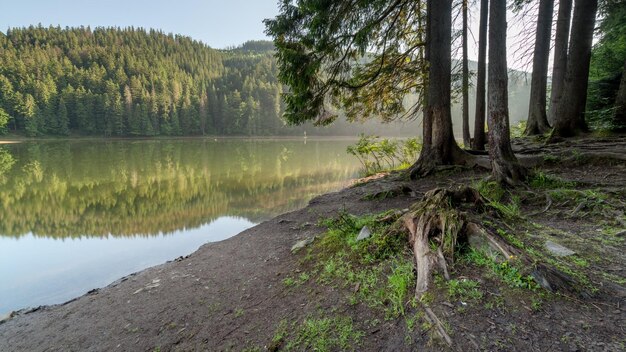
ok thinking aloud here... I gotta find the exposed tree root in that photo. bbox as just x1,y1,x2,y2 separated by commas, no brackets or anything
398,186,583,303
423,306,453,347
409,150,491,180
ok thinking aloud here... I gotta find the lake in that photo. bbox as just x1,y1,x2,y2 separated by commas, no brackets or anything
0,138,361,315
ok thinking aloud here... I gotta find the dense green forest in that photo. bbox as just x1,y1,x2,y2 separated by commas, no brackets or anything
0,26,289,137
0,26,529,138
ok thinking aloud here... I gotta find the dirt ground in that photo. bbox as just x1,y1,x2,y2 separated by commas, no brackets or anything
1,135,625,351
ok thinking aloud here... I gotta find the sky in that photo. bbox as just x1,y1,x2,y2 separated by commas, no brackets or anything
0,0,279,48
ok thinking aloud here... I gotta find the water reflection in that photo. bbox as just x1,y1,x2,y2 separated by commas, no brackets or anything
0,139,360,313
0,139,360,238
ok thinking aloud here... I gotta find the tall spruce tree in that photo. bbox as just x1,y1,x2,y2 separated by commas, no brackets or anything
547,0,572,125
472,0,488,151
524,0,553,136
488,0,527,184
551,0,599,138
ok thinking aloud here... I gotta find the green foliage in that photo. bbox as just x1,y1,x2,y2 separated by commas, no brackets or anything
386,261,415,318
265,1,428,125
283,272,310,287
312,211,415,317
0,26,288,137
474,179,521,219
445,279,483,302
347,135,422,175
0,108,9,134
528,171,576,189
286,316,364,352
510,120,527,138
587,1,626,130
463,248,537,290
475,180,505,202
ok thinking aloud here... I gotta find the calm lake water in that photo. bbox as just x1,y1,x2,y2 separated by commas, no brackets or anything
0,139,361,315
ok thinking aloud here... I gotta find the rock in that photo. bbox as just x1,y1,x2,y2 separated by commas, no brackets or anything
291,237,315,253
545,241,576,257
615,230,626,237
356,226,372,241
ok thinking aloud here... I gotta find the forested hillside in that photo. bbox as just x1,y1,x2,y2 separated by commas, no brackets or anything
0,26,287,137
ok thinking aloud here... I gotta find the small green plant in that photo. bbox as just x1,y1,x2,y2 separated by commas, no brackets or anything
287,316,364,352
542,154,559,163
530,296,544,311
405,312,422,331
474,179,522,218
269,320,289,351
283,271,311,288
529,171,576,189
347,134,421,176
446,279,483,302
463,248,537,290
235,308,244,317
475,179,505,202
282,277,296,287
571,256,589,268
386,260,415,318
510,120,527,138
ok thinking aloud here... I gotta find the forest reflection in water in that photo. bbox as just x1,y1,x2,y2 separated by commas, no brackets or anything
0,138,360,238
0,138,360,314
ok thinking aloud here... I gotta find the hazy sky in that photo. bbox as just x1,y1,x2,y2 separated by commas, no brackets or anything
0,0,279,48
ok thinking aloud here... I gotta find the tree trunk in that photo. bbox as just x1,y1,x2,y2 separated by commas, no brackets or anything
411,0,469,178
547,0,572,125
472,0,488,151
488,0,527,185
462,0,471,148
551,0,598,138
422,0,432,154
614,60,626,131
525,0,554,136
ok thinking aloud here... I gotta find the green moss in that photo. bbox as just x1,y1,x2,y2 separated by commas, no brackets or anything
529,171,576,189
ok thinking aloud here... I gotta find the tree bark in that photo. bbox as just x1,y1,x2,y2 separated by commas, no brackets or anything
411,0,469,178
547,0,572,126
472,0,488,150
551,0,598,138
422,0,432,154
462,0,471,148
488,0,527,185
525,0,554,136
613,59,626,131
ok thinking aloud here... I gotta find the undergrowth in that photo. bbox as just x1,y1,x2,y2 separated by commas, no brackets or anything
313,211,415,319
272,316,364,352
347,135,421,176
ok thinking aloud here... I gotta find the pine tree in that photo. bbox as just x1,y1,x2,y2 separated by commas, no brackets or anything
57,97,70,135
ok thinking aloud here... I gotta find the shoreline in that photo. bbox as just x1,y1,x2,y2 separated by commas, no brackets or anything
1,136,625,351
0,135,419,144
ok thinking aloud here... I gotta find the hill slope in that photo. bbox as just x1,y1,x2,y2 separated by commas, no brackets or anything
0,26,285,137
